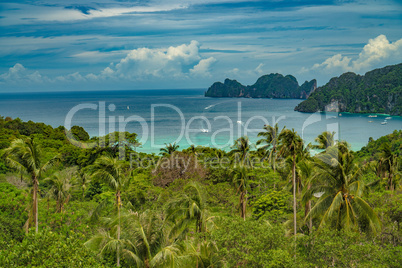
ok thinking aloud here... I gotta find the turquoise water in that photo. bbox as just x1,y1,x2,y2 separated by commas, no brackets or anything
0,89,400,153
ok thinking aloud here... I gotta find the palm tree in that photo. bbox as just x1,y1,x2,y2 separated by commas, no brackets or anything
278,128,304,237
160,143,179,156
89,155,130,267
72,169,91,200
230,166,250,220
165,182,213,234
231,136,252,167
45,172,72,213
311,131,336,150
184,240,226,267
257,123,283,172
305,146,381,233
298,160,314,232
4,138,58,233
379,143,398,190
86,210,185,267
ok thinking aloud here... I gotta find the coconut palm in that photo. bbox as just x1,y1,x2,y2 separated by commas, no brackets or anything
230,166,250,220
231,136,253,167
45,172,72,213
257,123,283,172
305,145,381,233
160,143,180,156
183,240,226,268
298,160,315,232
4,138,58,233
379,142,398,190
165,182,214,234
278,128,304,237
88,155,130,267
86,210,185,268
311,131,336,150
72,169,91,200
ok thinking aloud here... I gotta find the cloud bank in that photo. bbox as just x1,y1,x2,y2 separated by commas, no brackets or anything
0,41,217,86
306,35,402,73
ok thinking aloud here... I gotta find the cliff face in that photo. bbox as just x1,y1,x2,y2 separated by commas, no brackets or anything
205,73,316,99
294,63,402,116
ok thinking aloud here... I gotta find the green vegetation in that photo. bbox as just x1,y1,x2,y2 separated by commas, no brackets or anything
295,63,402,115
0,115,401,267
205,73,316,99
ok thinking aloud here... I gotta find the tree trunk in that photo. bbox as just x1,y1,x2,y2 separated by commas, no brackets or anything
292,155,296,238
240,191,246,221
244,190,247,221
304,200,312,233
388,172,394,191
33,176,39,233
272,146,276,173
117,191,121,267
308,200,312,232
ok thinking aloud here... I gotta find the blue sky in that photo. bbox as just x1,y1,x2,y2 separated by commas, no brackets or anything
0,0,401,92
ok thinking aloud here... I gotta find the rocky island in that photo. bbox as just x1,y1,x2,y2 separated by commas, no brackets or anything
205,73,316,99
294,63,402,116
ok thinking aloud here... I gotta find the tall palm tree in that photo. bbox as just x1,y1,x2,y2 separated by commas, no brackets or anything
166,182,213,234
4,138,58,233
230,166,250,220
183,239,226,268
278,128,304,237
72,169,91,200
311,131,336,150
89,155,130,267
298,160,314,232
257,123,283,172
231,136,252,167
45,172,72,213
160,143,180,156
305,146,381,233
379,142,398,191
86,210,185,267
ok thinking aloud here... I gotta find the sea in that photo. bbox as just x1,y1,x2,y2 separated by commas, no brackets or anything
0,89,400,154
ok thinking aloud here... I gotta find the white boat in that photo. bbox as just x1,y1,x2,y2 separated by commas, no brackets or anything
381,121,387,125
200,129,209,133
127,106,130,110
237,120,242,124
368,115,377,118
385,117,392,120
368,121,373,123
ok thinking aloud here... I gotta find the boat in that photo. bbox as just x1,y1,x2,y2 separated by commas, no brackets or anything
385,117,392,120
381,121,388,125
237,120,242,124
368,121,373,123
127,106,130,110
201,129,209,133
339,113,342,116
368,115,377,118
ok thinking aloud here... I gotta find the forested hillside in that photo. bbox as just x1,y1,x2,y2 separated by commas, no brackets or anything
205,73,316,99
0,116,401,267
295,63,402,115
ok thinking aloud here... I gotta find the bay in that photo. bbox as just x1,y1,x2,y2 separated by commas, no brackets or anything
0,89,400,154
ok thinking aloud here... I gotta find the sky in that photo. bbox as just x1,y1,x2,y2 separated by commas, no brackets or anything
0,0,401,92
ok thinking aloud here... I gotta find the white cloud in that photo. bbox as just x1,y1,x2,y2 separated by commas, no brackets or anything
0,63,48,83
1,41,216,85
308,35,402,73
190,57,217,77
91,40,214,80
254,63,265,75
